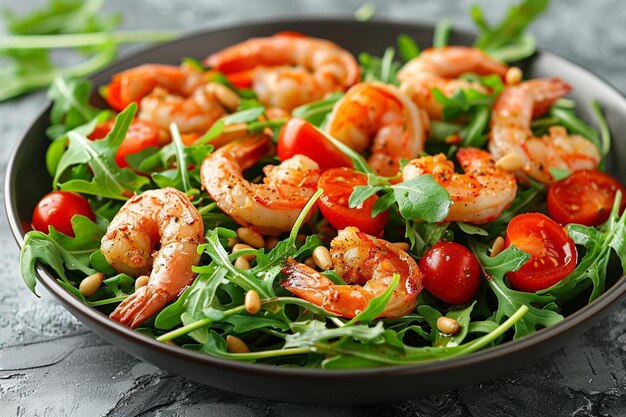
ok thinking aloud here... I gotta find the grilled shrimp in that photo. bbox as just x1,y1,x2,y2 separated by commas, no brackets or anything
103,188,204,328
281,227,423,318
205,33,360,111
403,148,517,223
200,134,320,235
106,64,229,135
325,82,426,177
398,47,508,119
490,78,601,184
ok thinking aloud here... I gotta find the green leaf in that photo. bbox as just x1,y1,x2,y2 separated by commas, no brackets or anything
223,106,265,124
354,2,376,22
46,215,105,265
292,93,343,127
20,230,97,295
285,320,386,348
457,222,488,236
320,128,373,174
46,77,102,138
348,185,382,209
397,34,420,61
473,0,549,51
55,104,150,199
474,243,563,339
391,175,452,222
549,167,571,181
222,314,290,333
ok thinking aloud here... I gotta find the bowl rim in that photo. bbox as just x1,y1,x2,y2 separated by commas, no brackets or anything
5,16,626,381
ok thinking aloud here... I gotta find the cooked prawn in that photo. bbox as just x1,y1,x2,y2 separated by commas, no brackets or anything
205,33,360,111
402,148,517,223
106,64,230,135
201,134,320,235
103,187,204,328
281,227,423,318
398,46,508,119
325,82,426,177
490,78,601,184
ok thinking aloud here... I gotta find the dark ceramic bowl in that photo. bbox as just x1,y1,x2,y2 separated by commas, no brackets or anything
5,19,626,404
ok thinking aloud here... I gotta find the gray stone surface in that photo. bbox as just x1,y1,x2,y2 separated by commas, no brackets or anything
1,0,625,415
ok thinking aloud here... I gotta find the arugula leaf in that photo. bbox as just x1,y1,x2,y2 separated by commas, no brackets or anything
457,222,488,236
292,93,343,127
392,176,451,222
539,192,626,302
359,48,401,85
285,321,386,348
155,266,226,333
20,231,97,295
46,214,105,265
474,243,563,339
405,221,450,256
46,77,102,138
472,0,548,61
397,34,420,61
0,0,177,101
54,104,151,199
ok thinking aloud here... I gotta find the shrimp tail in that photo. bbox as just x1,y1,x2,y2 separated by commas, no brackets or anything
523,78,572,117
110,285,169,329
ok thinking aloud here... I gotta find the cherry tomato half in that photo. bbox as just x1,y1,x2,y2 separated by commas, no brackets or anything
504,213,577,292
419,242,481,304
278,118,353,172
318,167,388,236
548,169,626,226
32,191,95,237
89,119,160,168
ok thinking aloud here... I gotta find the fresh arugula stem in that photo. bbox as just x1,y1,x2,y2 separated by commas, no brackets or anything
433,18,453,48
451,305,528,356
157,305,247,342
89,296,128,307
590,100,611,158
0,30,178,49
290,188,323,240
169,123,191,192
217,347,311,360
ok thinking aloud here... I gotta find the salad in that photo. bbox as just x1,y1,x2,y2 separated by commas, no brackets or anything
19,0,626,369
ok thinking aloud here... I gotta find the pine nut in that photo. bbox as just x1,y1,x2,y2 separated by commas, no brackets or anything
303,256,317,269
237,227,265,249
495,152,523,172
312,246,333,270
232,243,256,261
490,236,505,258
135,275,149,291
245,290,261,314
79,273,104,297
226,237,239,248
392,242,410,252
226,335,250,353
505,66,523,86
234,256,250,270
264,236,279,251
437,316,461,335
207,82,240,111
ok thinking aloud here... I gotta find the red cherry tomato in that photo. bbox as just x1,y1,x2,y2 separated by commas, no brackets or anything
419,242,481,304
225,69,254,89
278,118,353,172
32,191,95,237
89,119,160,168
504,213,577,292
547,169,626,226
318,167,388,235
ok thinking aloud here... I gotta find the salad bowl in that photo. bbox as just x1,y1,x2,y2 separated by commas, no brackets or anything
5,19,626,403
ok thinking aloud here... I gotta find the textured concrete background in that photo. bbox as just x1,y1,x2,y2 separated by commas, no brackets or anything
1,0,626,415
